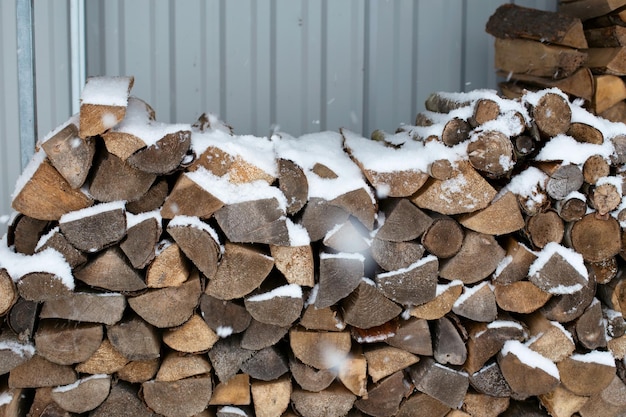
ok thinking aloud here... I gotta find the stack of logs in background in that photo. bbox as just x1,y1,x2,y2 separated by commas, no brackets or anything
2,71,626,417
490,0,626,124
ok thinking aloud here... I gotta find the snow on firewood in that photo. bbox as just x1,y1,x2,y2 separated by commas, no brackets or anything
81,76,133,107
168,215,222,248
529,241,588,281
52,374,109,393
501,339,560,380
59,200,126,224
246,284,302,302
126,209,162,229
285,219,310,246
570,350,616,366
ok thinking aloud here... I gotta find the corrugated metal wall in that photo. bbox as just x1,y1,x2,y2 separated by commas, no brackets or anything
0,0,557,218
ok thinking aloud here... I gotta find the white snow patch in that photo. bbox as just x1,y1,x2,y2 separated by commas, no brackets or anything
529,242,588,282
168,215,222,249
377,255,437,279
52,374,109,393
0,340,35,357
501,340,560,379
60,200,125,224
246,284,302,302
286,219,310,246
0,392,13,407
216,326,233,338
11,150,47,200
570,350,615,367
81,76,132,106
493,255,513,278
0,236,74,289
305,284,318,307
185,168,288,212
536,134,615,164
487,320,524,332
127,209,162,229
319,252,365,262
219,406,248,416
453,282,491,308
597,176,624,196
435,280,463,296
497,167,548,211
35,226,60,251
362,277,377,287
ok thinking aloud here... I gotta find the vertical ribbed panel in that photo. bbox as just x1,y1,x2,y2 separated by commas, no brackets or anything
1,0,558,216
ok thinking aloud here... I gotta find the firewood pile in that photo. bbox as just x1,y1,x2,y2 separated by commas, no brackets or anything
488,0,626,124
1,74,626,417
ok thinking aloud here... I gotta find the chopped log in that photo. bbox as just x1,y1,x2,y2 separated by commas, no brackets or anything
240,319,289,350
289,356,336,392
386,317,433,355
457,192,525,236
424,92,470,113
570,213,621,262
0,331,35,374
350,317,399,345
364,345,419,383
467,130,515,178
341,280,402,329
251,376,291,417
88,148,156,203
214,198,290,246
207,335,254,382
34,320,102,365
160,172,225,219
16,271,73,302
116,358,159,383
559,0,626,20
601,101,626,125
411,161,497,215
166,217,221,279
90,381,154,417
278,158,308,215
590,180,622,215
555,192,587,222
532,92,573,138
289,329,351,370
583,154,611,185
540,267,596,322
330,188,378,231
126,177,169,214
291,383,356,417
209,373,251,405
205,242,274,300
463,392,510,417
126,130,192,174
376,199,432,242
39,292,126,325
0,269,17,316
162,314,219,353
529,242,588,295
299,304,345,332
35,227,88,268
27,387,69,417
8,355,76,388
128,277,202,328
498,67,594,102
142,377,213,417
568,123,604,147
397,392,452,417
434,316,467,366
199,294,252,336
354,371,408,416
337,351,367,397
498,340,560,399
585,24,626,47
79,75,133,138
75,338,129,375
465,320,526,374
11,215,49,255
240,346,289,381
375,255,438,306
217,406,252,417
441,118,471,146
120,212,161,269
59,201,126,252
12,156,93,221
558,351,615,396
494,38,586,79
409,357,469,409
51,374,111,414
107,315,161,361
494,281,552,314
452,282,498,322
244,284,303,327
7,297,38,339
421,216,464,258
589,256,618,285
315,252,364,309
579,374,626,416
587,47,626,76
525,313,576,362
145,241,190,288
469,362,512,398
486,3,587,48
595,74,626,114
269,244,314,287
440,231,505,284
514,135,536,158
156,352,212,382
525,210,564,249
470,98,500,127
429,158,455,181
538,385,588,417
299,197,350,242
370,238,425,271
409,280,463,320
75,247,146,292
576,298,607,349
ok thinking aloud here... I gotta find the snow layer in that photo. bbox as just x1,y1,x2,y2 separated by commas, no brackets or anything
0,339,35,357
377,255,438,278
60,200,125,224
435,280,463,296
0,392,13,407
501,340,560,380
570,350,615,367
52,374,108,393
11,150,47,200
168,215,222,248
81,76,132,106
127,209,162,229
286,218,310,246
529,242,589,283
319,252,366,262
246,284,302,302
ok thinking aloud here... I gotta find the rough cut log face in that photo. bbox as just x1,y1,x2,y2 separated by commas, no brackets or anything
9,74,626,416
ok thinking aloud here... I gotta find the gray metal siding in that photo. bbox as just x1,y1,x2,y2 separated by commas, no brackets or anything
0,0,557,217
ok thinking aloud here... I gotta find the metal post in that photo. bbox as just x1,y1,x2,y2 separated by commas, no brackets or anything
70,0,86,114
16,0,37,170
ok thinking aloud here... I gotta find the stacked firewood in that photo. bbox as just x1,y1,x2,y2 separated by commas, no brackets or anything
1,75,626,417
488,1,626,124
